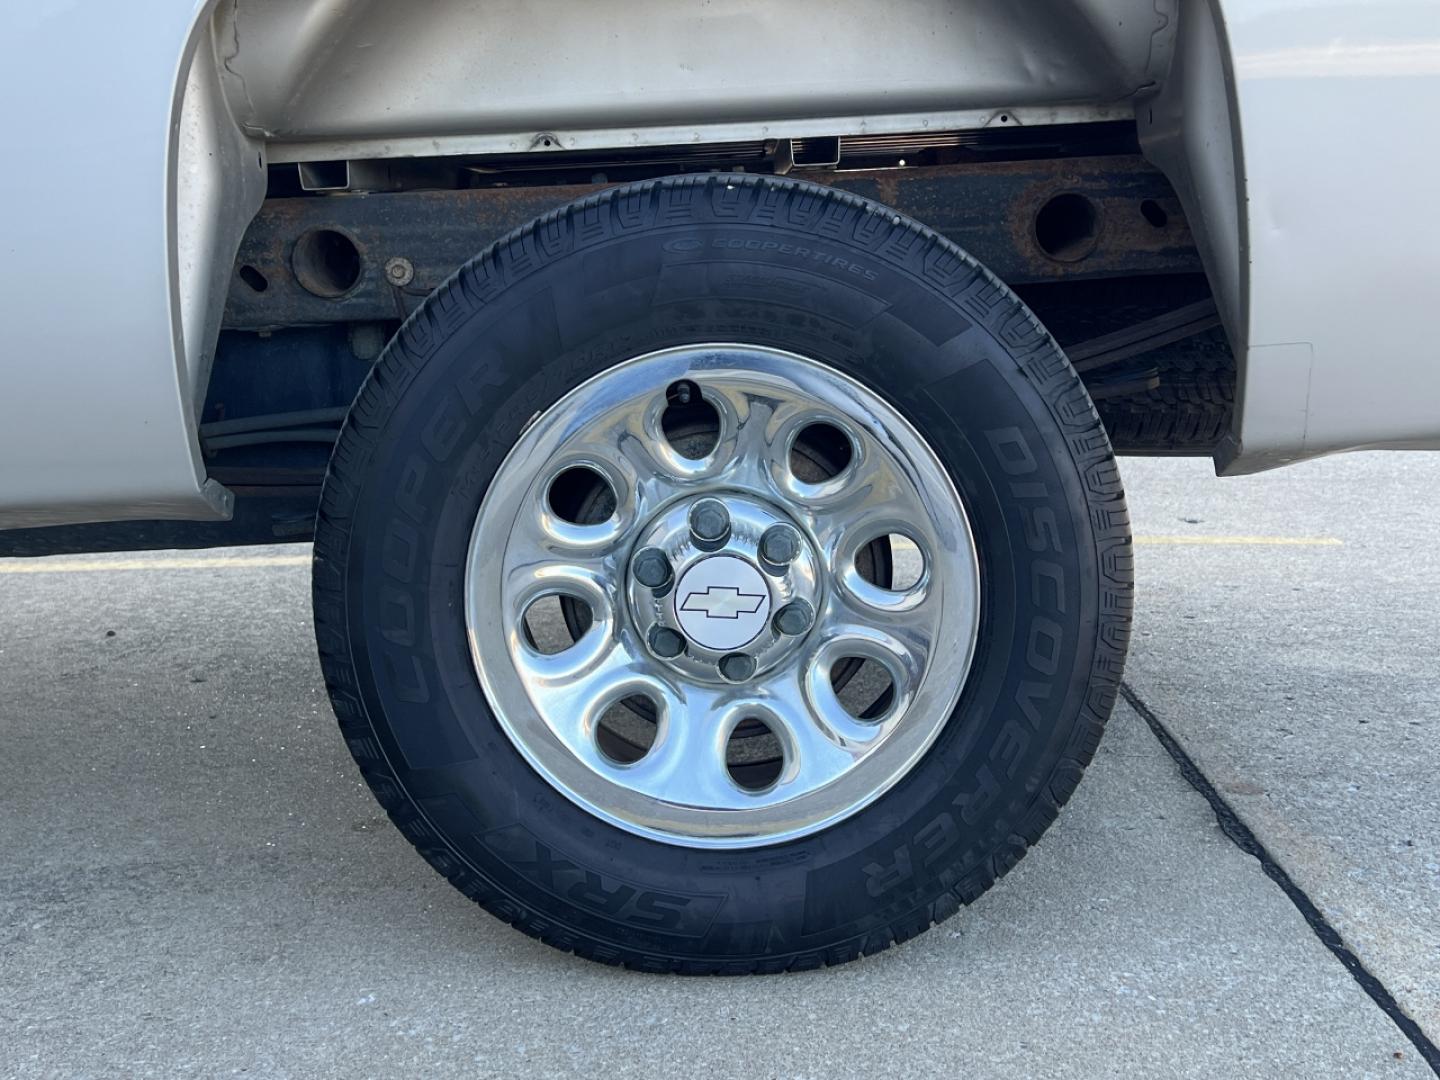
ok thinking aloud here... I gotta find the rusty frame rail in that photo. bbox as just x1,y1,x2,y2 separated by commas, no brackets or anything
223,155,1200,331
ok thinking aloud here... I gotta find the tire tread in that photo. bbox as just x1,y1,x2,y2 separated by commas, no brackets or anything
313,172,1133,974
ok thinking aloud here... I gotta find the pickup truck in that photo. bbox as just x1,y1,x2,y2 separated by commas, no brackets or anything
2,0,1436,972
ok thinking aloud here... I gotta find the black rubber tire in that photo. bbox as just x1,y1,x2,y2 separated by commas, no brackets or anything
312,173,1133,973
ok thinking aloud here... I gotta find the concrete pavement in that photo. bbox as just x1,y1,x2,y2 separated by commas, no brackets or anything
1123,453,1440,1040
1,452,1436,1077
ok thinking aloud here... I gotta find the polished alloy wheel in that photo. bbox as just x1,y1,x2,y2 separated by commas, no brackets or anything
466,344,981,847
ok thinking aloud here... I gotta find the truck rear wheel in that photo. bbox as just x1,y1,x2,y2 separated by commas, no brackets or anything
312,174,1132,972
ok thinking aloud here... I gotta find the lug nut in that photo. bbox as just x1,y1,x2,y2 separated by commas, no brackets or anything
759,524,802,568
718,652,756,682
631,547,672,589
773,600,814,636
648,625,686,659
689,498,731,548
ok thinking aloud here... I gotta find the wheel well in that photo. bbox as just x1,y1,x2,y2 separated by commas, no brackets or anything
208,121,1235,509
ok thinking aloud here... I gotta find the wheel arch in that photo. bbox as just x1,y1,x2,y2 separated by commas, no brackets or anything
0,0,249,529
213,0,1178,161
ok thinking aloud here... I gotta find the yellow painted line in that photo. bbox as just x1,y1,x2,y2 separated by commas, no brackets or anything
1134,535,1342,547
0,554,311,575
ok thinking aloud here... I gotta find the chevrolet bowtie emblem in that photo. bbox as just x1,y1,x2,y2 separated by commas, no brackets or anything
680,585,766,620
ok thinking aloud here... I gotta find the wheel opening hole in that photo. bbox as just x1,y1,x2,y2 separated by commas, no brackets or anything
292,228,362,298
522,594,591,656
1034,193,1099,263
660,380,720,459
858,534,924,592
238,264,268,293
790,422,853,483
1140,199,1169,229
831,658,895,722
727,718,785,791
597,696,659,765
547,466,616,525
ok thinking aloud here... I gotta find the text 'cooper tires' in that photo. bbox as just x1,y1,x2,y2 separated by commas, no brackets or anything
312,174,1133,973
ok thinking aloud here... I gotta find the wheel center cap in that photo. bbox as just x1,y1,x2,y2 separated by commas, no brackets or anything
674,555,771,651
626,493,821,682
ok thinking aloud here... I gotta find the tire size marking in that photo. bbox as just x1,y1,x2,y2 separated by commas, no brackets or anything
484,825,725,938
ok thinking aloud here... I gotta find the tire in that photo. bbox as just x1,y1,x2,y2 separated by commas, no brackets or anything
312,173,1133,973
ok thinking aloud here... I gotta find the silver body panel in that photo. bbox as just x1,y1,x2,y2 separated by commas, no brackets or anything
0,1,231,528
0,0,1436,529
1215,0,1440,471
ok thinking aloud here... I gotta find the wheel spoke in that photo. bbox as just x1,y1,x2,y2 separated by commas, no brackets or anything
710,388,800,496
514,637,627,717
806,440,930,559
611,410,693,515
623,688,750,808
516,638,670,770
500,499,620,634
827,584,934,659
769,700,869,793
504,557,609,606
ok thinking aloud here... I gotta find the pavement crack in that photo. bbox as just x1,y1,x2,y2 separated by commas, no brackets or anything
1120,681,1440,1076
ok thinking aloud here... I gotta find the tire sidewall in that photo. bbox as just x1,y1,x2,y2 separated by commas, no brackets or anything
322,178,1121,961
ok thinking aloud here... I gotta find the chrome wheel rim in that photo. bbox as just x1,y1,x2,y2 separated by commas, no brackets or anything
466,344,981,848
